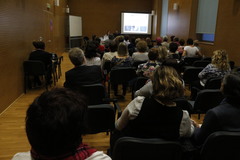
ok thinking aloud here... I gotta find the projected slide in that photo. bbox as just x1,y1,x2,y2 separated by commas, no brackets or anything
121,12,152,35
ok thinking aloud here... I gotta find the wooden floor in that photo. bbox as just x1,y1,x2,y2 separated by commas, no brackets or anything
0,52,204,160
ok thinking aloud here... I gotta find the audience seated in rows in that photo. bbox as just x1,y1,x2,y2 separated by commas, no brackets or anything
102,41,118,68
132,40,149,61
161,36,169,50
193,72,240,146
111,66,195,151
64,48,103,90
12,88,111,160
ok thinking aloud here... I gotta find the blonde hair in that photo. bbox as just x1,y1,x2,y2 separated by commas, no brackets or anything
117,42,128,57
158,46,168,62
212,50,230,71
152,66,184,103
136,40,148,52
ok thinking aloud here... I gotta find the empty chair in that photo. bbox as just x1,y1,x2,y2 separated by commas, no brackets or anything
23,60,49,93
112,137,182,160
173,97,193,115
200,131,240,160
131,77,148,99
189,89,224,119
204,77,222,89
193,60,211,68
109,67,137,97
183,67,203,86
87,104,116,134
183,57,202,66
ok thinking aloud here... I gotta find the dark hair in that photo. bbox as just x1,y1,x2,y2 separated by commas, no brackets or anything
26,88,88,156
85,41,98,58
109,41,117,52
222,72,240,104
179,39,185,46
170,35,175,42
148,48,159,60
32,41,45,50
169,42,178,53
187,38,194,45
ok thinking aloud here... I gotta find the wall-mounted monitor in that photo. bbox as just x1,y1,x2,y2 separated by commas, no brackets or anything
121,12,152,35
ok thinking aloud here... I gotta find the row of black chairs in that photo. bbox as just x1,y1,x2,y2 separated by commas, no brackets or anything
112,131,240,160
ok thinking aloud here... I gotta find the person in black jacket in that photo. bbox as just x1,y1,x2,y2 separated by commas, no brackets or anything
64,47,103,90
29,41,53,86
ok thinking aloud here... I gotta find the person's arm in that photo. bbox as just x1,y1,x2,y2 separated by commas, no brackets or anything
134,81,152,97
115,96,145,130
179,110,195,137
198,64,210,79
182,49,187,57
196,47,202,57
193,109,220,145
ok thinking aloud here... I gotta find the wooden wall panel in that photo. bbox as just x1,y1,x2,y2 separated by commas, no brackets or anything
68,0,153,38
0,0,67,113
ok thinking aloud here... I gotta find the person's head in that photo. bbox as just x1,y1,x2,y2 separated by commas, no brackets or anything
170,35,175,42
169,42,178,53
156,37,162,45
68,47,85,66
152,66,184,103
26,88,88,156
117,42,128,56
186,38,194,45
109,40,117,52
173,37,179,43
221,72,240,104
136,40,148,52
33,41,45,50
211,50,230,71
158,46,168,62
179,39,185,46
163,36,168,42
85,41,98,59
148,48,159,61
114,35,124,45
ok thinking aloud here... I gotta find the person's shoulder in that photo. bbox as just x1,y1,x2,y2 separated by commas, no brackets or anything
86,151,112,160
11,151,31,160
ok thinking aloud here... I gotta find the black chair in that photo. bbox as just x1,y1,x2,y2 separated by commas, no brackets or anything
132,60,147,69
87,104,116,134
204,77,222,89
131,77,148,99
78,83,122,117
173,97,193,115
112,137,182,160
183,57,202,66
202,57,212,61
102,60,112,83
189,89,224,119
229,60,235,70
183,67,203,86
200,131,240,160
109,67,137,97
23,60,49,93
193,60,210,68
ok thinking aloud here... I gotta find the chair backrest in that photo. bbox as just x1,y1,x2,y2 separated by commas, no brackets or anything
193,60,210,68
23,60,46,76
183,57,202,66
173,97,193,114
112,137,182,160
193,89,224,114
204,77,222,89
110,67,137,84
201,131,240,160
77,83,106,105
102,60,112,74
132,60,147,69
131,77,148,99
202,57,212,61
86,104,115,134
183,67,203,85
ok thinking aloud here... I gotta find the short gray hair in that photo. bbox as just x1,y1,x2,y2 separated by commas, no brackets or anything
69,48,85,66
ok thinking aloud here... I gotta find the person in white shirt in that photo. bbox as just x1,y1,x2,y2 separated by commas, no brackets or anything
182,38,202,58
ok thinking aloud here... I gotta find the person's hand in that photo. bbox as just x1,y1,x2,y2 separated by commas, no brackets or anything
191,119,200,128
